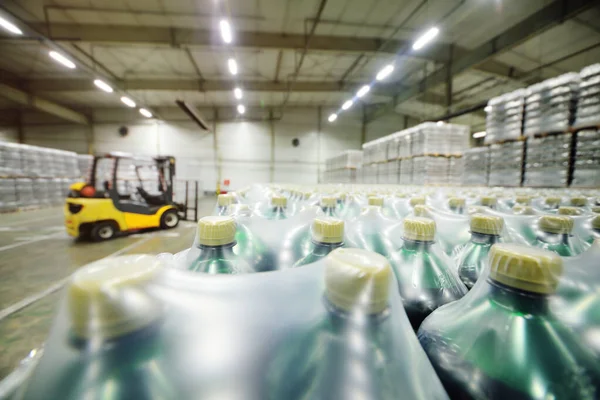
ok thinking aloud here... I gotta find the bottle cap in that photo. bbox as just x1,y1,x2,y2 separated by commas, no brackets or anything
515,196,531,205
489,244,563,294
471,214,504,235
338,192,347,201
570,196,587,207
591,206,600,214
325,248,391,314
217,194,233,207
403,216,435,241
68,255,162,339
539,215,573,234
312,217,344,244
558,206,582,216
480,196,497,207
592,215,600,230
413,204,432,218
271,195,287,207
448,197,465,208
395,192,408,198
409,196,425,207
467,205,487,215
321,196,337,207
512,205,535,215
368,196,384,206
545,197,561,206
197,216,236,246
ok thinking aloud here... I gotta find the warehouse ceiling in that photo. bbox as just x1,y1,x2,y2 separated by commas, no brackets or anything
0,0,599,129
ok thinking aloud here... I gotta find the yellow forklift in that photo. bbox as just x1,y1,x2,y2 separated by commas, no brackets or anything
65,153,192,241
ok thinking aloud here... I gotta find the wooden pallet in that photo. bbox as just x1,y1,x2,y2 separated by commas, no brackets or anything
568,124,600,133
529,130,572,139
489,136,526,145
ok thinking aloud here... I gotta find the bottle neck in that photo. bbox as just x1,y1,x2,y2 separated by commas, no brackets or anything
486,279,550,315
311,240,343,254
323,296,389,328
401,237,434,250
197,241,236,254
537,231,570,244
470,232,500,244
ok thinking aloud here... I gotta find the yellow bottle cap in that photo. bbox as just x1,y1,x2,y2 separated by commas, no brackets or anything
68,254,162,339
481,196,497,207
368,196,384,206
591,206,600,214
489,244,563,294
197,216,236,246
545,196,561,206
558,206,582,216
271,195,287,207
471,214,504,235
448,197,466,208
413,204,432,218
570,196,587,207
325,248,391,314
592,215,600,230
409,196,425,207
403,216,435,241
321,196,337,207
512,205,535,215
338,192,347,201
395,192,408,198
539,215,574,234
312,217,344,244
515,196,531,205
217,194,233,207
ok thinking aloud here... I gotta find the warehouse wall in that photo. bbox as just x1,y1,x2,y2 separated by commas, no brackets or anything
1,107,408,190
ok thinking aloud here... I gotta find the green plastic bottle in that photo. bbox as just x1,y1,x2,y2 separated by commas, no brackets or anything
347,205,394,257
293,217,344,267
571,196,588,208
320,196,339,217
448,197,466,214
480,195,497,209
19,255,179,400
266,195,288,220
512,204,536,215
188,216,253,274
586,216,600,244
232,206,276,272
215,193,233,216
338,194,362,220
534,215,581,256
268,248,449,400
457,214,504,289
544,196,562,211
419,243,600,400
389,217,467,330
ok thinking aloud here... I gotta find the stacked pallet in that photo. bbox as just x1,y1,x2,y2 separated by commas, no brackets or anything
571,128,600,187
322,150,363,183
485,89,525,144
488,141,525,187
462,147,489,186
523,133,572,187
574,63,600,128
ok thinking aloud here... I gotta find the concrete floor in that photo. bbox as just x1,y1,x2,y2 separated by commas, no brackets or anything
0,197,215,379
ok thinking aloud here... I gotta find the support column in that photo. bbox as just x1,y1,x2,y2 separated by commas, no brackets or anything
360,104,367,145
445,44,454,116
317,106,322,183
212,108,222,192
269,109,275,183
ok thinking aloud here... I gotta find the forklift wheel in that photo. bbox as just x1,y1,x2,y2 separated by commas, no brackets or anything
90,222,117,241
160,209,180,229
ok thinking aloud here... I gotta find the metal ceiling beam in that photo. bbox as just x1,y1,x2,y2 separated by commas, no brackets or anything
0,83,89,125
368,0,599,122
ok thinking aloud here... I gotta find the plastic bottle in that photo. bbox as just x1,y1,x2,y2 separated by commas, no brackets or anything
187,216,253,274
346,205,395,257
418,244,600,400
571,196,588,208
338,193,362,220
268,248,450,400
515,195,532,206
456,214,504,289
388,217,467,330
231,207,276,272
18,255,179,399
368,196,384,207
544,196,561,210
558,206,583,216
512,204,536,215
215,193,233,215
293,217,344,267
534,215,582,256
448,197,465,214
267,195,288,220
480,195,497,209
320,196,338,217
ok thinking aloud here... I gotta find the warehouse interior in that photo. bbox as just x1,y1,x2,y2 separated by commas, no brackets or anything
0,0,600,396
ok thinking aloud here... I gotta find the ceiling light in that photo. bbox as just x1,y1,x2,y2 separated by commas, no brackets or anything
140,108,153,118
356,85,370,98
234,87,243,100
376,64,394,81
120,96,136,108
328,113,337,122
412,27,439,51
341,100,353,110
237,104,245,114
220,20,232,44
93,79,113,93
228,58,238,75
473,131,486,138
0,16,22,35
49,51,76,69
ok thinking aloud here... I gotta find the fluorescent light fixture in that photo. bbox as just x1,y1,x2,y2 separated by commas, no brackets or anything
412,27,439,50
328,113,337,122
473,131,486,139
93,79,113,93
484,105,492,112
341,100,353,110
139,108,153,118
120,96,136,108
220,19,232,44
356,85,370,98
0,16,22,35
228,58,238,75
376,64,394,81
234,87,243,100
237,104,246,114
49,51,76,69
